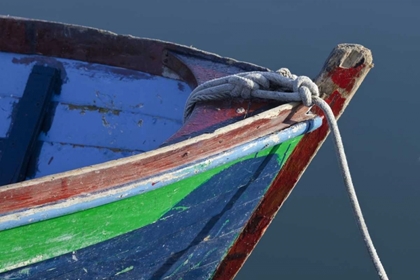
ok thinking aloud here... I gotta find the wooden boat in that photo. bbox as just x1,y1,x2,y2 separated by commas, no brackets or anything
0,16,373,279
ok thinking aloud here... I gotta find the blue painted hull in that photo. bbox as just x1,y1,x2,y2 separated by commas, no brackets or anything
3,144,288,279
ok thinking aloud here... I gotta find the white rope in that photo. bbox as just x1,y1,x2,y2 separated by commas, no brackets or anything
183,68,302,122
313,96,388,280
184,70,389,280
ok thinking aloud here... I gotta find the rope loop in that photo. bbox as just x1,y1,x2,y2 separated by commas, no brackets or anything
183,68,320,122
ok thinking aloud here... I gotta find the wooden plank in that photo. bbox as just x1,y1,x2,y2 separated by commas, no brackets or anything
0,65,61,186
0,120,315,231
0,102,315,215
213,44,374,279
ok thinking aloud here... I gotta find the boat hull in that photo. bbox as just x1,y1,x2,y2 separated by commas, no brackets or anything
2,136,303,279
0,16,373,280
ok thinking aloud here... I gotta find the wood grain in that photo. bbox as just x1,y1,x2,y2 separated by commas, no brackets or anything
0,102,315,214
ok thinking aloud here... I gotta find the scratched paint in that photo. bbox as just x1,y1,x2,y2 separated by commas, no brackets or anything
1,119,320,231
0,136,301,274
2,139,295,279
114,266,133,276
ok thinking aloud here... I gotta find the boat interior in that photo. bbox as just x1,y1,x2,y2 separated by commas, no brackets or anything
0,52,191,183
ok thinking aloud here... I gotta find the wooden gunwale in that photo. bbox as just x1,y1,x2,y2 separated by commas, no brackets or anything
0,101,315,215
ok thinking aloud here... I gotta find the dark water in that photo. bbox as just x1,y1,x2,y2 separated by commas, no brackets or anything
1,1,419,279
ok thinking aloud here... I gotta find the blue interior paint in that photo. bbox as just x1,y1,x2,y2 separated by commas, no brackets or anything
0,119,321,231
38,103,181,151
2,147,282,279
0,51,190,180
0,65,62,186
0,54,30,98
30,142,141,179
0,96,17,138
55,61,189,121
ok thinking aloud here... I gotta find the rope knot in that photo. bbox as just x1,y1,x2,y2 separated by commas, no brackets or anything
183,68,320,121
293,76,320,107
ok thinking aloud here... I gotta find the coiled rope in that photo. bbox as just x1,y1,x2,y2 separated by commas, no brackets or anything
184,69,389,280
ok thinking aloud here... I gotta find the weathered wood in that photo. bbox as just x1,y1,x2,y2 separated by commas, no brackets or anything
165,99,283,144
0,16,268,87
0,102,314,215
0,65,61,185
0,142,293,277
213,44,373,279
0,119,319,232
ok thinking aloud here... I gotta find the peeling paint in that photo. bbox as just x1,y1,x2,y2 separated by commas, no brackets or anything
177,82,185,92
172,206,189,212
67,104,121,116
167,253,194,278
162,66,182,80
192,248,217,269
215,220,230,237
114,266,133,276
71,252,78,261
18,267,30,276
101,115,109,127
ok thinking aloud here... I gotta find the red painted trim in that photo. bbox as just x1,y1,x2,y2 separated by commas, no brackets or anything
331,64,364,92
213,62,369,279
0,104,313,215
166,99,280,143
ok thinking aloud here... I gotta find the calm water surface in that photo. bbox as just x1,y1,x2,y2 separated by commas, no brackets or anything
1,1,419,279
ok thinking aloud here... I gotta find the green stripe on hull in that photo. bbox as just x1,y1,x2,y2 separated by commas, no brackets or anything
0,136,302,272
